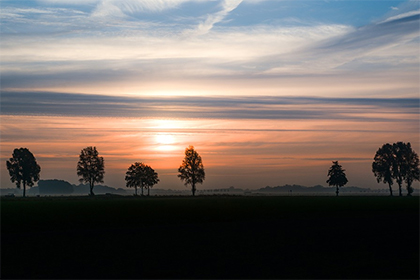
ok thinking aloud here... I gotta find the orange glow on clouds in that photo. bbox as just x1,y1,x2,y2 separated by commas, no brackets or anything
1,110,418,190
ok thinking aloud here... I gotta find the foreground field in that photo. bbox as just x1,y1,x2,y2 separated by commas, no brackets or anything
1,196,419,279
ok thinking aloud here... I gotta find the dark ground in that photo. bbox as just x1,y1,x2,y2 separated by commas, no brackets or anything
1,196,419,279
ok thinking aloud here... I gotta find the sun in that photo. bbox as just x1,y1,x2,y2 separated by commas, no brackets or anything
149,120,183,152
156,133,175,145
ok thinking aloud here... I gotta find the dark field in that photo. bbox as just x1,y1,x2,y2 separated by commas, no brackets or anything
1,196,419,279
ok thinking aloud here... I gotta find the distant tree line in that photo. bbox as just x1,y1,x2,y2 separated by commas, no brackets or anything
5,142,419,197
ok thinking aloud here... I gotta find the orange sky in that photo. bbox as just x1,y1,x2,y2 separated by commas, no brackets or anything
1,0,419,191
1,108,418,190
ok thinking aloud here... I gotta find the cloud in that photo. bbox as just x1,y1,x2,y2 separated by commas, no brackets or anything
37,0,101,4
91,0,205,18
379,9,420,23
1,91,418,122
190,0,243,35
325,10,419,52
257,10,420,74
1,1,418,96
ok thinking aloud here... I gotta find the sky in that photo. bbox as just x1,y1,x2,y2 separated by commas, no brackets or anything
1,0,419,191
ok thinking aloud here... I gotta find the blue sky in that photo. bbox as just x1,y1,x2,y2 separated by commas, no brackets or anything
1,0,419,191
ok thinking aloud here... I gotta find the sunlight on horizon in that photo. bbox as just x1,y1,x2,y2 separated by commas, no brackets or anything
1,111,419,190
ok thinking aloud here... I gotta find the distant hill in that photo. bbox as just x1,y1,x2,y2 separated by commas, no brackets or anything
0,180,128,196
38,179,73,195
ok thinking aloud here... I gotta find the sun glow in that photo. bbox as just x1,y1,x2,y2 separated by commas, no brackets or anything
156,133,175,145
149,119,183,130
154,133,178,152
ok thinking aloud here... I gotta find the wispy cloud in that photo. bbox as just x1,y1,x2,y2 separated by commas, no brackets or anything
2,91,418,123
0,1,418,98
379,9,420,23
92,0,201,16
258,10,419,74
190,0,243,35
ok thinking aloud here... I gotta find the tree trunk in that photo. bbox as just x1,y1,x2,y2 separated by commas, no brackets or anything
192,183,196,196
336,186,339,197
407,183,413,196
398,183,402,196
23,182,26,198
388,183,393,196
135,186,137,196
141,186,144,196
90,181,94,196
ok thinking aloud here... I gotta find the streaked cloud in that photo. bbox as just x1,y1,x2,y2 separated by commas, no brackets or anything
259,11,419,75
190,0,243,35
380,9,420,23
1,91,418,123
1,0,418,94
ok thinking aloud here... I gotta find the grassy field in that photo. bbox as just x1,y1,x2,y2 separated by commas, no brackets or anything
1,195,419,279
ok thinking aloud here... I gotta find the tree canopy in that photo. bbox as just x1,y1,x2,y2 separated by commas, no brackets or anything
178,146,205,196
404,145,420,196
326,161,348,196
372,143,395,196
77,146,104,196
143,165,159,196
372,142,419,196
6,148,41,197
125,162,159,196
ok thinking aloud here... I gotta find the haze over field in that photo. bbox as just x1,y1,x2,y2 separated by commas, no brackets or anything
1,0,419,190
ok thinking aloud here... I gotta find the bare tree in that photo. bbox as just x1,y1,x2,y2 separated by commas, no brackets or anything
6,148,41,197
77,146,104,196
178,146,205,196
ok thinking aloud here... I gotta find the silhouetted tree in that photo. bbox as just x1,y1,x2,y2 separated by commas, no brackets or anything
373,142,419,196
327,161,348,196
144,165,159,196
77,146,104,196
126,162,145,196
393,142,408,196
125,162,159,196
405,160,419,196
178,146,205,196
372,143,395,196
400,143,419,196
6,148,41,197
